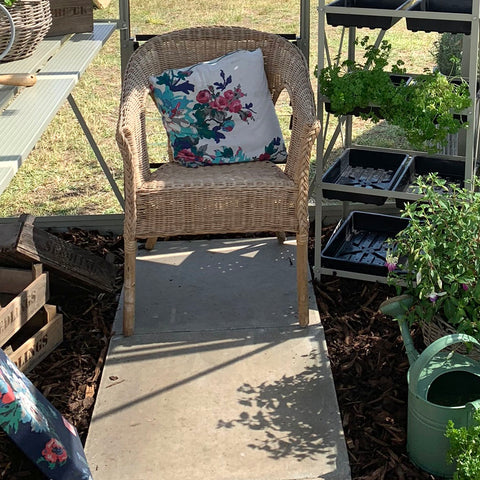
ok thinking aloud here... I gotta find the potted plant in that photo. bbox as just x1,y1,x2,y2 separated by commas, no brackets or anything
316,36,472,153
446,409,480,480
0,0,52,63
385,174,480,344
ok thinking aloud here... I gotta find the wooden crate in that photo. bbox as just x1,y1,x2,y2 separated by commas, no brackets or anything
0,265,49,347
47,0,94,37
0,215,116,293
2,304,63,373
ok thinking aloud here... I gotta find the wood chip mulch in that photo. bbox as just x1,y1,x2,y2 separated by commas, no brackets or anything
0,227,440,479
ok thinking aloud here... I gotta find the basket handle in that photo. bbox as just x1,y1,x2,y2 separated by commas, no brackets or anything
409,333,480,392
0,4,15,62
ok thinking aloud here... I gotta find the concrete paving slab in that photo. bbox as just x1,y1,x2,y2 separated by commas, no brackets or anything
85,237,351,480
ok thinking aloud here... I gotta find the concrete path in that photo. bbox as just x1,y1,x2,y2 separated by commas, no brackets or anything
84,237,351,480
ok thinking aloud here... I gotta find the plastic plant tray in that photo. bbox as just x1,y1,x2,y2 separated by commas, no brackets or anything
321,211,409,276
393,155,465,208
326,0,409,30
322,148,411,205
406,0,472,34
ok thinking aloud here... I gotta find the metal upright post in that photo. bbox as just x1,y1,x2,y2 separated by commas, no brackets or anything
119,0,134,78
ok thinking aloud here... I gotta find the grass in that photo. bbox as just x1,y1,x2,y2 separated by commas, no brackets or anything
0,1,439,217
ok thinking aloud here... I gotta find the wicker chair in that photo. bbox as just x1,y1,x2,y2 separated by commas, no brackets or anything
117,26,320,336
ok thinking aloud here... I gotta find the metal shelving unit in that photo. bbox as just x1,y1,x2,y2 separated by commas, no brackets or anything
313,0,480,283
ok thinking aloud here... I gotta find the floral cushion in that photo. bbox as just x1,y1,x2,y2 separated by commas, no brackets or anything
149,48,287,167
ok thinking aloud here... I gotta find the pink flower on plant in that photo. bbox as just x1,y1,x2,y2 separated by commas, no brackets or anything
228,99,242,113
428,292,438,303
196,89,211,104
462,283,469,291
384,252,398,273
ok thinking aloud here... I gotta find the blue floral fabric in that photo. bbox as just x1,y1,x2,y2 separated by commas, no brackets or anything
0,349,93,479
149,48,287,167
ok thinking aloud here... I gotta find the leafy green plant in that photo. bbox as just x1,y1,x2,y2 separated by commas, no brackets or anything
433,33,463,76
386,174,480,337
446,409,480,480
2,0,18,7
316,37,472,153
315,36,406,121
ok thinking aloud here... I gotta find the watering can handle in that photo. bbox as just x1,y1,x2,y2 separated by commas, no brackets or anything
410,333,480,390
466,400,480,428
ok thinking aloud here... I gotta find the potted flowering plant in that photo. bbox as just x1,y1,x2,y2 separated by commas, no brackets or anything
385,174,480,342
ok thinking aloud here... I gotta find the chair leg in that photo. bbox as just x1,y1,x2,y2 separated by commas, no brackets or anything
123,238,137,336
145,237,157,250
296,234,309,327
276,232,286,244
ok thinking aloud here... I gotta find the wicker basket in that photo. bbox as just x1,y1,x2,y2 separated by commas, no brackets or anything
0,0,52,63
421,315,480,360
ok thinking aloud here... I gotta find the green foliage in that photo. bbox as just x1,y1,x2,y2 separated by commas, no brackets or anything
385,71,471,153
387,174,480,338
316,37,406,121
2,0,18,7
316,37,472,153
446,409,480,480
433,33,463,76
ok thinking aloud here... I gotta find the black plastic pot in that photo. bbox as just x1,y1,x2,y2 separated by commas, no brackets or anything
393,155,465,208
326,0,409,29
322,148,411,205
406,0,472,35
321,211,409,276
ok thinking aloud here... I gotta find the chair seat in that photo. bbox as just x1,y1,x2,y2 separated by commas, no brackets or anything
135,161,298,237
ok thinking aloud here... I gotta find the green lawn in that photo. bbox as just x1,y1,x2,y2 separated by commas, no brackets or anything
0,1,438,217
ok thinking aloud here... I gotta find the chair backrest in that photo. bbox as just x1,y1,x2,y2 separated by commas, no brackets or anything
118,26,317,190
121,25,310,106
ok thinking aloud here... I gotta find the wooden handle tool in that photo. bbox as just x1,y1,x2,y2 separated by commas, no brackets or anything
0,73,37,87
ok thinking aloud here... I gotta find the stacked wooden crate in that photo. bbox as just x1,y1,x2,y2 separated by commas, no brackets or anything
0,264,63,373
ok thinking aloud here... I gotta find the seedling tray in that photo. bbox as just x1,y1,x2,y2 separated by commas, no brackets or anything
326,0,408,30
406,0,472,34
393,155,465,208
321,211,409,276
322,148,411,205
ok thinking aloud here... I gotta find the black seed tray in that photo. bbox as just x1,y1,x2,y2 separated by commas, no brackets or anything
393,155,465,208
322,148,411,205
324,102,382,118
406,0,472,35
321,211,409,276
326,0,407,30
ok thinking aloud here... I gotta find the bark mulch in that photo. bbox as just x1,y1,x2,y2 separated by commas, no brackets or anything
0,228,439,479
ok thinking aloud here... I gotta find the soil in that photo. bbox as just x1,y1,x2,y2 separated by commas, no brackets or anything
0,227,439,480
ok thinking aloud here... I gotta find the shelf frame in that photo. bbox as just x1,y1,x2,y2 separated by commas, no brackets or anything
313,0,480,281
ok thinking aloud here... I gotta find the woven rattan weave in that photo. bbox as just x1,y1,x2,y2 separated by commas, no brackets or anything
117,26,320,336
0,0,51,63
421,316,480,360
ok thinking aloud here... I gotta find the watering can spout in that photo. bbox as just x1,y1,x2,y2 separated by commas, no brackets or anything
379,295,419,365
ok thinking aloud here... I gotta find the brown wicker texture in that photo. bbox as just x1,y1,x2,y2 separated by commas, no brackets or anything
421,316,480,360
117,26,320,336
0,0,52,63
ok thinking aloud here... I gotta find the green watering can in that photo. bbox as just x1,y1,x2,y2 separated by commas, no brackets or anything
380,295,480,479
